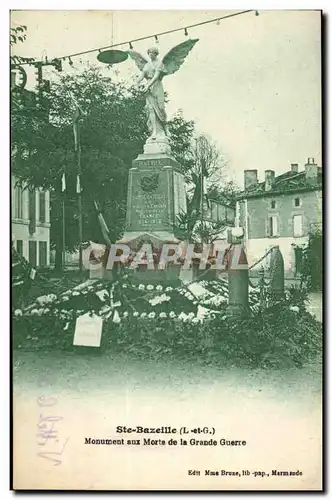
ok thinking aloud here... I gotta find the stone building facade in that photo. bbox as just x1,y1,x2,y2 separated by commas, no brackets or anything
11,176,51,267
200,195,235,241
204,195,235,226
236,158,322,275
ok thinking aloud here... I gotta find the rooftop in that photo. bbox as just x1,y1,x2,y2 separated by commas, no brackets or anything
238,158,322,199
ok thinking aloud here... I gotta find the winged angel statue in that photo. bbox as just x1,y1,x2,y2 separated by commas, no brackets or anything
128,39,199,142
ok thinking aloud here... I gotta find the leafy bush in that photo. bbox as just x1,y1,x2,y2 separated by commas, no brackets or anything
300,229,323,291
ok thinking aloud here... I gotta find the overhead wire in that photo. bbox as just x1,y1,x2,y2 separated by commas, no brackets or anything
15,10,257,67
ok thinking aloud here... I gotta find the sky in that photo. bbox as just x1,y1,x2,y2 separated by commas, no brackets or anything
11,9,321,187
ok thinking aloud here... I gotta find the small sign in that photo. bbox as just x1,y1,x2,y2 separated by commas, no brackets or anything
30,268,36,280
73,313,103,348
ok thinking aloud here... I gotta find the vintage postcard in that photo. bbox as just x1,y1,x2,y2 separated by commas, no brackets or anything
11,9,323,491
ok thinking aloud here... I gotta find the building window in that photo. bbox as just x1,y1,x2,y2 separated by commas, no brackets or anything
218,204,226,222
209,203,213,220
226,207,235,224
211,202,218,222
39,191,46,223
39,241,47,267
14,186,23,219
16,240,23,256
293,214,304,237
28,189,36,235
294,197,301,207
28,240,37,268
294,246,303,276
268,215,279,237
271,200,276,209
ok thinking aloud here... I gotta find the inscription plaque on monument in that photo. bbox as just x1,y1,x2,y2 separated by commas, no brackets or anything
132,192,168,228
132,156,180,170
126,165,176,232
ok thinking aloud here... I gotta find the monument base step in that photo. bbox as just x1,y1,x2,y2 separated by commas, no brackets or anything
118,231,179,249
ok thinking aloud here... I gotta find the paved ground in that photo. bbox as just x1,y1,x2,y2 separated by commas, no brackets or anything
13,350,322,394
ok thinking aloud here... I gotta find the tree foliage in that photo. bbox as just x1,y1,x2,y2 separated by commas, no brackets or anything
10,25,35,65
207,180,240,204
168,109,195,174
300,228,323,291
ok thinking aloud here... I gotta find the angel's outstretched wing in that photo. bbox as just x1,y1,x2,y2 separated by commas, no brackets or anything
162,39,199,76
127,50,148,71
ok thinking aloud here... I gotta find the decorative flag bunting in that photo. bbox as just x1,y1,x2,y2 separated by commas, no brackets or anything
61,172,66,192
73,106,81,152
76,174,82,194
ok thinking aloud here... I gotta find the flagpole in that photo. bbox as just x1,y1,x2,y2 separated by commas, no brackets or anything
62,195,66,269
78,145,83,275
61,171,66,269
73,106,83,275
200,156,204,234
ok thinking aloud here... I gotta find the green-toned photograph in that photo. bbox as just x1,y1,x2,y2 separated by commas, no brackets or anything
11,9,322,491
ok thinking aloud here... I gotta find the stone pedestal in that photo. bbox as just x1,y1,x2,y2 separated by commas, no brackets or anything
143,135,172,156
269,246,285,302
226,242,250,318
115,148,187,284
123,151,187,242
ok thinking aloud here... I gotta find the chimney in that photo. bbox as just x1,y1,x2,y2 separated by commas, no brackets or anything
265,170,275,191
305,157,318,184
291,163,299,174
244,170,258,190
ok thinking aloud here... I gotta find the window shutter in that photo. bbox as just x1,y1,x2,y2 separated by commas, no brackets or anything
39,241,47,266
266,217,271,237
39,191,46,223
28,189,36,235
16,240,23,256
28,240,37,267
275,215,280,236
14,186,23,219
293,215,303,237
